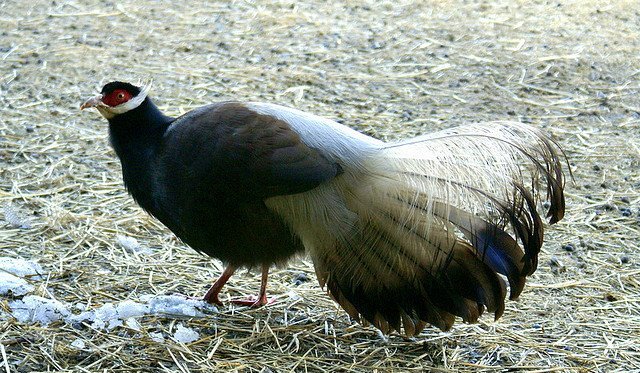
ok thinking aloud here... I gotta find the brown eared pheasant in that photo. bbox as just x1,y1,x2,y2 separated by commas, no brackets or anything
80,81,566,336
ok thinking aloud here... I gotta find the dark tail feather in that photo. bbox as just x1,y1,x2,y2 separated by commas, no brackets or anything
433,203,527,299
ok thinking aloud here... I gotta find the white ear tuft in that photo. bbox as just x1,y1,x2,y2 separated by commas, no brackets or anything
108,81,152,115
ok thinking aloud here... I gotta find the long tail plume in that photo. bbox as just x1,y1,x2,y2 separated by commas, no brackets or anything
270,121,566,335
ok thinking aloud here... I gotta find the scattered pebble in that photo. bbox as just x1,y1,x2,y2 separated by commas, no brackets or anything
548,257,565,274
599,203,616,211
620,255,630,264
561,243,575,252
292,272,310,285
620,207,632,217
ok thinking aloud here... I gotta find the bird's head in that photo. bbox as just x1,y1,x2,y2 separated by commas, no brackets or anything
80,81,150,119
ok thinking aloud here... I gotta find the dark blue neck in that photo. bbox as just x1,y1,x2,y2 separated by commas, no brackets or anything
108,98,173,160
108,98,174,209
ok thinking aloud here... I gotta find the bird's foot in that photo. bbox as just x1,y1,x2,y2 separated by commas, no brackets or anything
203,290,224,306
230,295,275,308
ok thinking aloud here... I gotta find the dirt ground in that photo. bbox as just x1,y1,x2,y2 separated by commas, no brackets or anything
1,0,639,371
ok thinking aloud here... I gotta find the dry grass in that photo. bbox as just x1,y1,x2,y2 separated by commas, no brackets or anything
1,0,639,371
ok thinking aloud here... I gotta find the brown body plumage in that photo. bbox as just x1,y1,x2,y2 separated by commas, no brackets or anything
82,82,566,336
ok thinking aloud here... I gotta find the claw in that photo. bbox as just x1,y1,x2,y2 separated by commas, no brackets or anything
231,294,276,308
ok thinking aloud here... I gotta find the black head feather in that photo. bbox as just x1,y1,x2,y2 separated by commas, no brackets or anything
101,81,142,97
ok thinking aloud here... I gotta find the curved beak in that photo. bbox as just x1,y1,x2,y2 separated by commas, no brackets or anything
80,94,104,110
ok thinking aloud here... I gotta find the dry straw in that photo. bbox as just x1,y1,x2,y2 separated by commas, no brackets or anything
1,0,639,371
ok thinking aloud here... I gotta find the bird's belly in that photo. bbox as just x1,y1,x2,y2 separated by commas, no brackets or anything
161,200,305,267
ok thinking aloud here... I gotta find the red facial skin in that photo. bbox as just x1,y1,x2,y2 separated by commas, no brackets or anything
102,89,133,107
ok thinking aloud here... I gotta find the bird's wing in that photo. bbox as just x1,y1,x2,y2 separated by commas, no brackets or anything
165,102,343,198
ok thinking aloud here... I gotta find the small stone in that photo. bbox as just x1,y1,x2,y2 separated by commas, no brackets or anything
70,338,86,350
620,255,630,264
549,256,562,267
293,272,310,286
593,164,601,171
621,196,630,203
561,243,575,252
601,203,616,211
370,41,383,49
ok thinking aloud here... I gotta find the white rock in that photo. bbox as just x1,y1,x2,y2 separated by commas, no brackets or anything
0,257,44,278
106,319,123,329
3,204,32,229
68,310,95,325
125,317,141,331
145,295,215,317
150,332,165,342
286,290,301,301
91,302,144,330
10,293,215,332
10,295,70,325
116,300,149,319
0,272,34,296
93,303,117,326
173,324,199,343
71,338,86,350
116,235,153,255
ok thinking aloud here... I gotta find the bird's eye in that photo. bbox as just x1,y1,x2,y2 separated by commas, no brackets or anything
117,92,126,100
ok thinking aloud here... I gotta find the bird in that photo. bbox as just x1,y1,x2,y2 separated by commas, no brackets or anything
80,81,566,336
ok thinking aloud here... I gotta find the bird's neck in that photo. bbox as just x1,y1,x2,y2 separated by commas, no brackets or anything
108,98,173,160
108,98,174,204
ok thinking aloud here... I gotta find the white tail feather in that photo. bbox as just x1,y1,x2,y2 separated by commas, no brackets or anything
265,120,565,334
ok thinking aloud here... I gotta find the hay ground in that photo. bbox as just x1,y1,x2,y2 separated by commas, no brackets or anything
1,0,639,371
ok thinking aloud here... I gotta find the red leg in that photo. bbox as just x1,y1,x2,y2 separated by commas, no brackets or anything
203,265,236,306
231,264,274,307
